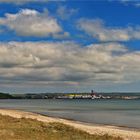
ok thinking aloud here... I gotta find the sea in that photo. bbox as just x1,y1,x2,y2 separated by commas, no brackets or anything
0,99,140,128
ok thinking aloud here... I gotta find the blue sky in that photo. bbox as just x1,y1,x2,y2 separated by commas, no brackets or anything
1,1,140,48
0,0,140,93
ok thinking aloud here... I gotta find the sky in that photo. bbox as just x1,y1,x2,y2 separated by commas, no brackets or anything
0,0,140,93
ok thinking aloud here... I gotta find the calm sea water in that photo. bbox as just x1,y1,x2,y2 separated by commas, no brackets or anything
0,99,140,128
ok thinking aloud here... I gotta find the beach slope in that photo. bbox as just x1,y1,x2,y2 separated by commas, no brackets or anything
0,109,139,140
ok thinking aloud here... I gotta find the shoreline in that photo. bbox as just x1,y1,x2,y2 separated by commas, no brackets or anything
1,107,140,131
36,112,140,132
0,109,140,140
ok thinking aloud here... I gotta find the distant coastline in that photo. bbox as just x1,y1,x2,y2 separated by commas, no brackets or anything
0,92,140,100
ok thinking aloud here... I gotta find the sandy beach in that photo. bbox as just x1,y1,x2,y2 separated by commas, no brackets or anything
0,109,139,140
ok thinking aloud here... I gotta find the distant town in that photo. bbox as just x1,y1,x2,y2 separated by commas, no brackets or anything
0,90,140,100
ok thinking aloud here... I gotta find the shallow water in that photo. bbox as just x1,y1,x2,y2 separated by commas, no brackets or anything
0,99,140,128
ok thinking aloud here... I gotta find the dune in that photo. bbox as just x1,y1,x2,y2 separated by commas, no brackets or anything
0,109,139,140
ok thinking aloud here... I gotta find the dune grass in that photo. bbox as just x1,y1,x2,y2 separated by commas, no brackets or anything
0,115,123,140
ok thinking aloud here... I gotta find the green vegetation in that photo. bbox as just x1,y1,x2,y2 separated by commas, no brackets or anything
0,92,140,99
0,93,13,99
0,115,123,140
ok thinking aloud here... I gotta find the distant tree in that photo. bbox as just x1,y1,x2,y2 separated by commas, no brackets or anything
0,93,13,99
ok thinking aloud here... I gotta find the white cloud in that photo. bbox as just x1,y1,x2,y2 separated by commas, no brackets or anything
0,41,140,87
77,18,140,41
118,0,140,8
57,5,78,20
0,9,64,37
0,0,65,5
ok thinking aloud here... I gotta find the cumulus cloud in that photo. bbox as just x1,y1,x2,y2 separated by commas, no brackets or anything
77,18,140,41
0,9,64,37
0,41,140,87
118,0,140,8
0,0,65,5
57,6,78,20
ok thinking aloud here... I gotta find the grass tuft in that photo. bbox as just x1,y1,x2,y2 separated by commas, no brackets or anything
0,115,123,140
